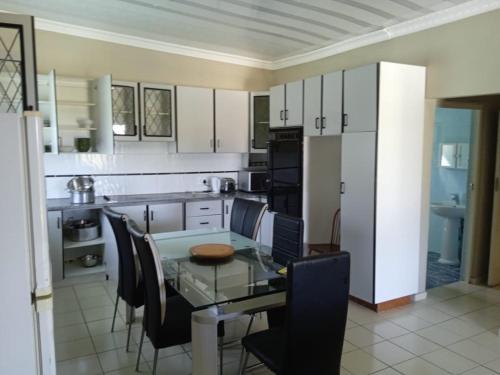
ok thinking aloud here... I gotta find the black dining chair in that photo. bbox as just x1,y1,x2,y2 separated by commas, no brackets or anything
239,252,350,375
244,213,304,333
127,220,226,375
102,207,145,351
230,198,268,240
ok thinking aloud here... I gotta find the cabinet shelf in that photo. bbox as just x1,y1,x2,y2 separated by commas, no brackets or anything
40,100,95,107
64,261,105,278
59,126,97,132
64,237,105,249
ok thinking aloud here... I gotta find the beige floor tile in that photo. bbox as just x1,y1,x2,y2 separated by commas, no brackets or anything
415,325,463,346
348,305,384,325
422,348,477,374
75,285,108,299
345,326,385,348
389,333,441,356
364,321,409,339
363,341,414,366
449,339,500,364
105,363,151,375
341,349,387,375
92,330,130,353
98,345,142,372
461,366,499,375
426,286,463,300
88,317,127,337
389,315,433,331
409,306,453,324
56,354,103,375
54,310,85,328
139,341,185,362
372,369,403,375
470,331,500,354
394,357,450,375
436,318,485,338
149,352,192,375
484,357,500,373
346,319,358,329
79,294,114,309
343,340,358,353
55,323,90,343
460,310,500,330
433,295,490,317
83,305,117,323
56,337,95,362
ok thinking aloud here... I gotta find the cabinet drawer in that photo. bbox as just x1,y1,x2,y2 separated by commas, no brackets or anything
186,215,222,230
186,200,222,217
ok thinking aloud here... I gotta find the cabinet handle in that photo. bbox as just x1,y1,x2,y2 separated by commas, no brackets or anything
343,114,348,128
340,182,345,194
285,109,289,120
200,221,209,225
280,110,284,121
252,139,255,148
200,207,210,210
315,117,320,129
217,139,221,148
143,210,147,221
150,210,154,221
321,117,326,129
225,205,229,214
210,139,214,148
57,217,61,229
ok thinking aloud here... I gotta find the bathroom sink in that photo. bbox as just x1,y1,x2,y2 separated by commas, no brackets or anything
431,202,466,219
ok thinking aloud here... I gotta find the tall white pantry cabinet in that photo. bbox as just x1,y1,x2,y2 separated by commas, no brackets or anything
340,62,426,305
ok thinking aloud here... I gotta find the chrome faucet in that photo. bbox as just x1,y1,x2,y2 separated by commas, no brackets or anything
450,193,459,205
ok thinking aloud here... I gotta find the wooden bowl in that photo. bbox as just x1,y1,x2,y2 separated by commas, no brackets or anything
190,243,235,259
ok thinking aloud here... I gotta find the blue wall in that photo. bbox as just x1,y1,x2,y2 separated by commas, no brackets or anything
428,108,473,256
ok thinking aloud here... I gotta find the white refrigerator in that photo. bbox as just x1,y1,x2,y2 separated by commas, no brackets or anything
0,112,56,374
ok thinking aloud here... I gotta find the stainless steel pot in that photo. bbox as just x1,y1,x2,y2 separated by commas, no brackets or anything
64,219,100,242
79,254,100,268
70,190,95,204
67,176,95,204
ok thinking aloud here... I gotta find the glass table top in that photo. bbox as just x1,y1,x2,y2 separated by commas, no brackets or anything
152,229,286,309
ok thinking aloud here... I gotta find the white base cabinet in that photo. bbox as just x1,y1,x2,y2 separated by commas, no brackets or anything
340,62,426,305
148,203,183,234
115,205,148,232
185,200,222,230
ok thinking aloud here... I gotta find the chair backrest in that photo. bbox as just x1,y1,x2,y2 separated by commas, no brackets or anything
272,213,303,266
284,252,350,375
330,208,341,246
103,207,140,306
127,220,167,346
230,198,267,240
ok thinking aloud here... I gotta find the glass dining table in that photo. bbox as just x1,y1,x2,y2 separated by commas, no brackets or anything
152,228,287,375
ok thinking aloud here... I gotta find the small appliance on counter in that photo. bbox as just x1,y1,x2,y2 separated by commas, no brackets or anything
209,176,222,193
220,177,236,193
67,176,95,204
238,168,267,193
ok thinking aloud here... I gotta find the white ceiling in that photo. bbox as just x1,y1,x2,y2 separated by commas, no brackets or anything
0,0,497,68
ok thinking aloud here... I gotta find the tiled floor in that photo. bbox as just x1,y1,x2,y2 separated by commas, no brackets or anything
427,252,461,289
53,274,500,374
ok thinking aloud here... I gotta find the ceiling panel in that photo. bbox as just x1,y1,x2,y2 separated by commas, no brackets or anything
0,0,477,61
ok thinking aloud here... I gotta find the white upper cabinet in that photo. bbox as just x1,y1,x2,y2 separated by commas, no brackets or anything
343,64,378,133
303,75,322,136
111,80,139,141
92,75,115,155
140,83,176,141
270,84,285,128
285,80,303,127
250,91,270,153
322,71,343,136
177,86,214,153
215,89,249,153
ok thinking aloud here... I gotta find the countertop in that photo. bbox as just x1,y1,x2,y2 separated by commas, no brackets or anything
46,191,267,211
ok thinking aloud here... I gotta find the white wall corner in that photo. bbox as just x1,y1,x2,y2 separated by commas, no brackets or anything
413,292,428,302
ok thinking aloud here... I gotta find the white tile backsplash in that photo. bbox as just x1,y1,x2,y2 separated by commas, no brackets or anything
44,151,243,198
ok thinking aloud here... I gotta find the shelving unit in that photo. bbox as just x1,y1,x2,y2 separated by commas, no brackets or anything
64,237,105,249
64,260,105,278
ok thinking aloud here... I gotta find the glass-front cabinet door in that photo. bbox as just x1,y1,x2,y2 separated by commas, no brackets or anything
140,83,176,141
250,91,269,153
111,80,139,141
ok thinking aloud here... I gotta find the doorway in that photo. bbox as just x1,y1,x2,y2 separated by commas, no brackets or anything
426,107,475,289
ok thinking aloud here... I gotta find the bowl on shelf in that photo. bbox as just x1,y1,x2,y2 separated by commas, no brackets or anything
75,137,91,152
79,254,100,268
76,118,94,128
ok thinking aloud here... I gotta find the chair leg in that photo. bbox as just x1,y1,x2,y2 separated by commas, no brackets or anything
219,337,224,375
238,350,249,375
245,314,255,336
126,307,133,352
152,349,159,375
135,326,145,371
111,294,119,332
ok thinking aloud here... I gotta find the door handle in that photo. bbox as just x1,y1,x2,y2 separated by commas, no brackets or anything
280,110,284,121
340,182,345,194
315,117,320,129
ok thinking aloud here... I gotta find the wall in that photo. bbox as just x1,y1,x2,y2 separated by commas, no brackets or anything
428,108,473,256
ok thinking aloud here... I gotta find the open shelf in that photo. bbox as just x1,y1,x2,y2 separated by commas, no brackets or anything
59,126,97,131
64,260,105,278
64,237,105,249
